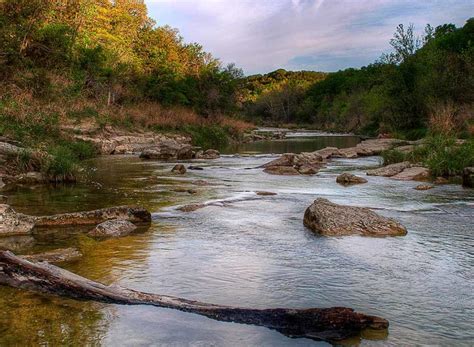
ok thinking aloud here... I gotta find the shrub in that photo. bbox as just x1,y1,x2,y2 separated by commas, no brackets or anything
184,125,230,149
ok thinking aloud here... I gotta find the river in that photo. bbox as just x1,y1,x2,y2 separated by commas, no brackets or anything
0,134,473,346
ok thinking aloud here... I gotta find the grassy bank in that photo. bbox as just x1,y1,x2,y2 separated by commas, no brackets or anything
0,92,254,181
381,135,474,177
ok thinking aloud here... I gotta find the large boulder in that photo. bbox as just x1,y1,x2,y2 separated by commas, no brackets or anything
0,205,36,236
391,167,429,181
462,167,474,188
366,162,411,177
336,173,368,185
88,219,137,239
303,198,407,237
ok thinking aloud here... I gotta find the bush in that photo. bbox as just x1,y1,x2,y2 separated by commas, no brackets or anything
184,125,230,149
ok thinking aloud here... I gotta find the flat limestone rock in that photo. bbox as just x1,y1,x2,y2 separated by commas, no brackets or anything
303,198,407,237
0,205,151,236
23,248,83,263
35,206,151,227
0,204,36,236
391,167,429,181
88,220,137,239
366,162,411,177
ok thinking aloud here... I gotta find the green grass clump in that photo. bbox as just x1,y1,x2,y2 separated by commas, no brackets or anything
381,149,407,165
421,136,474,177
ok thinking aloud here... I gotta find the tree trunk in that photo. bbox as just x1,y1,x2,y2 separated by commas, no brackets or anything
0,251,388,343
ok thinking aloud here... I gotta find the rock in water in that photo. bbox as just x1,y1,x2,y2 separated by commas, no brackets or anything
336,173,368,185
414,184,434,191
171,164,187,174
303,198,407,237
366,162,411,177
88,220,137,239
462,167,474,188
0,205,36,236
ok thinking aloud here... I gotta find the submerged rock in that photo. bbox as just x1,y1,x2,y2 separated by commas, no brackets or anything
171,164,187,174
23,248,83,263
303,198,407,237
178,203,206,212
88,220,137,239
336,173,368,185
391,167,429,181
256,191,277,196
188,166,204,171
35,206,151,227
366,162,411,177
462,167,474,188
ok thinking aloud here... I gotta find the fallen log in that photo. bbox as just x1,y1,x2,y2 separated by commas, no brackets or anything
0,251,388,342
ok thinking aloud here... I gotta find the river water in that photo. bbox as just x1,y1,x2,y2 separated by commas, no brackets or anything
0,135,473,346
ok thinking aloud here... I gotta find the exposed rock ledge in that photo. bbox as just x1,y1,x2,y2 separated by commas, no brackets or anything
0,205,151,236
72,126,191,155
261,138,410,175
304,198,407,237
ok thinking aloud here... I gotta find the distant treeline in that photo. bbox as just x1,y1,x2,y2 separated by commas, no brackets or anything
241,19,474,138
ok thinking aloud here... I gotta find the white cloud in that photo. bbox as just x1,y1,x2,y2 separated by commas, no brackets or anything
145,0,473,74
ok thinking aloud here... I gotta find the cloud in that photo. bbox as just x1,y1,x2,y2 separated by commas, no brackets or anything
145,0,472,74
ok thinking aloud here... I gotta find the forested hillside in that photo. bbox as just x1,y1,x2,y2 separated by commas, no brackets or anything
0,0,249,144
243,19,474,139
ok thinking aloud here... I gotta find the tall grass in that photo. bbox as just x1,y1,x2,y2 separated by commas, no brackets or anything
381,135,474,177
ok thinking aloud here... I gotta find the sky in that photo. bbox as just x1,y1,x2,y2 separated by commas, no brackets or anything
145,0,473,75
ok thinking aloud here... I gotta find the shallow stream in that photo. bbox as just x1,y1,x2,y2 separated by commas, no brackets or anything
1,134,473,346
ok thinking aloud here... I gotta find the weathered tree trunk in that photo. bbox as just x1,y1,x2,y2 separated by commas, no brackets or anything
0,251,388,342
